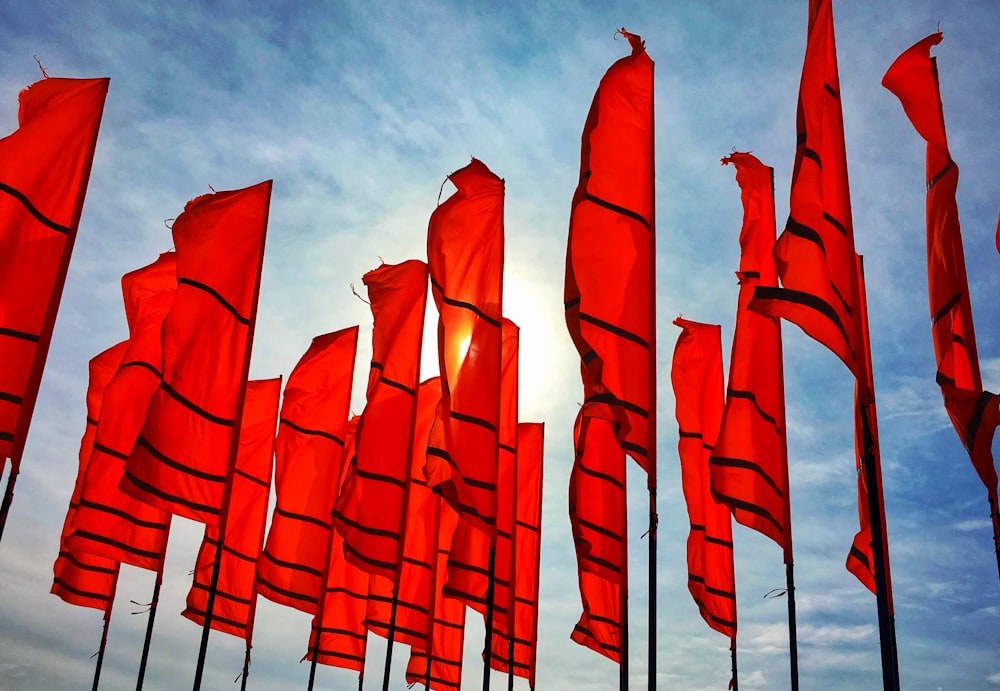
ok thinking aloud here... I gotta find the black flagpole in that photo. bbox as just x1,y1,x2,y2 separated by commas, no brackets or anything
730,642,739,691
482,543,498,691
0,468,18,544
135,570,162,690
989,496,1000,587
785,563,799,691
620,450,629,691
92,568,119,691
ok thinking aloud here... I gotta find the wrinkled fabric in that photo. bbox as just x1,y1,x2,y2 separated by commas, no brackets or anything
673,319,738,642
0,76,109,467
334,260,427,579
182,378,279,640
257,328,358,613
120,181,272,525
711,153,790,555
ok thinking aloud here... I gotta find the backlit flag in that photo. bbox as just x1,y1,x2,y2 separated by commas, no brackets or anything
672,319,737,642
366,378,443,648
405,501,464,691
444,319,518,623
257,327,359,614
52,342,124,610
334,259,428,579
68,253,176,571
489,422,544,685
748,0,866,392
183,377,280,639
0,76,109,469
307,417,370,673
564,29,654,477
882,32,1000,501
711,153,790,554
569,411,625,663
120,181,271,525
424,158,504,537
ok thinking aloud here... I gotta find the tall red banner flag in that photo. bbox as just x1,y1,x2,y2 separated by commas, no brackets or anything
183,377,280,639
334,259,427,578
52,342,124,611
747,0,866,389
68,253,176,571
366,378,443,648
256,327,358,613
882,32,1000,510
564,30,654,477
711,153,790,554
120,181,271,526
672,319,737,643
424,158,504,537
0,76,109,469
489,422,544,685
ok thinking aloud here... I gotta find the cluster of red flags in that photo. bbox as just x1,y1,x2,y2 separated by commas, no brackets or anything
0,72,545,689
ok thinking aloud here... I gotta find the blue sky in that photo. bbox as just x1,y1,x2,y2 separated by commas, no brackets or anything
1,1,999,689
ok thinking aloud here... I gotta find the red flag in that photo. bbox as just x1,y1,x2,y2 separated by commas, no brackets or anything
404,501,464,691
365,378,443,648
334,260,428,578
256,327,359,613
51,342,124,610
307,417,370,673
711,153,791,554
672,318,737,642
882,31,1000,499
67,252,176,571
0,76,109,468
564,29,655,477
120,181,272,525
489,422,544,685
443,319,518,622
182,377,280,639
424,158,504,536
569,412,624,663
748,0,866,389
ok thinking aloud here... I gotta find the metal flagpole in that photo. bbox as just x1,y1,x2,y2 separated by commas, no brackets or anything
134,568,163,690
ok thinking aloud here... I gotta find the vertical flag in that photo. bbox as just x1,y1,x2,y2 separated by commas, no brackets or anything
182,378,279,639
0,76,109,470
307,418,370,673
489,422,544,685
333,259,428,578
120,181,272,526
67,252,177,571
51,342,125,610
747,0,865,388
424,158,504,537
711,154,789,552
672,319,737,642
365,378,443,648
882,31,1000,508
564,30,655,475
256,328,359,613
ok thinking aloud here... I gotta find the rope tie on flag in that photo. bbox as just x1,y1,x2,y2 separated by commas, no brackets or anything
763,588,788,599
129,599,154,614
33,55,49,78
349,283,370,305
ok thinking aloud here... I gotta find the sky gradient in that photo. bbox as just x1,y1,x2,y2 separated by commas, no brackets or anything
1,1,999,689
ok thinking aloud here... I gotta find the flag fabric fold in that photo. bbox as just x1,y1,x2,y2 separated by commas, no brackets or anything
257,328,359,613
711,153,790,554
67,252,176,571
333,259,428,579
0,76,109,467
747,0,866,389
52,342,124,610
424,157,505,537
365,377,444,649
489,422,544,685
672,318,737,642
882,31,1000,499
564,30,655,477
119,181,272,525
182,377,280,639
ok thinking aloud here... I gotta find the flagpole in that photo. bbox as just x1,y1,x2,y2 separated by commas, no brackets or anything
481,543,498,691
0,468,17,544
92,567,119,691
990,496,1000,587
620,449,629,691
135,566,164,691
646,40,658,691
730,641,739,691
528,424,545,691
